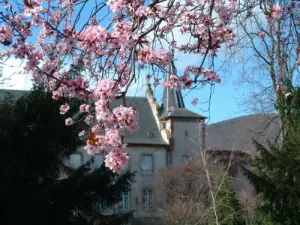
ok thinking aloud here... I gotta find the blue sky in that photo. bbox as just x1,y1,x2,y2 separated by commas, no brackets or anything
0,1,251,125
155,79,247,125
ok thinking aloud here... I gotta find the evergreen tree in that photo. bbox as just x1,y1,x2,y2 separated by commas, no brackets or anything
242,138,300,225
207,169,245,225
251,201,276,225
0,86,135,225
242,88,300,225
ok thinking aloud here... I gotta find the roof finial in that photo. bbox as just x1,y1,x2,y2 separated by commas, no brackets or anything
146,83,153,95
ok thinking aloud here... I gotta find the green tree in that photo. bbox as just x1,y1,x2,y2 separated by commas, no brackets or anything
242,88,300,225
242,137,300,225
251,200,276,225
0,86,135,225
207,170,245,225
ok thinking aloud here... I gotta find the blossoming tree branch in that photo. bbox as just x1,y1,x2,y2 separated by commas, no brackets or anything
0,0,282,173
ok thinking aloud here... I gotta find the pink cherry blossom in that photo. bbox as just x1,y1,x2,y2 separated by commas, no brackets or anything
104,151,130,174
191,98,198,106
107,0,126,14
84,115,94,125
259,32,265,39
138,47,172,66
0,0,240,173
113,106,139,133
0,25,13,45
60,103,70,115
78,130,85,137
218,6,231,23
272,4,283,19
93,79,119,102
80,104,92,112
202,69,221,83
52,91,63,100
65,118,73,126
91,124,101,133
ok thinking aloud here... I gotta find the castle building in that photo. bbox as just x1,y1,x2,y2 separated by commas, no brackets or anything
0,68,280,225
70,71,206,224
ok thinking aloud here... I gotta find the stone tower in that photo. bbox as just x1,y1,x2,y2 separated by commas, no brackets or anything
159,63,206,166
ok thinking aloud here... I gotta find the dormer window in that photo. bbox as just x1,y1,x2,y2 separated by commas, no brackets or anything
147,131,154,138
182,155,189,165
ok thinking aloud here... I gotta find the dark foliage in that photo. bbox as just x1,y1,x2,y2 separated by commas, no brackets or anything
242,88,300,225
0,86,135,225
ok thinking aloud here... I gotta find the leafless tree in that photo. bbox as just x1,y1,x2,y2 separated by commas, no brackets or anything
157,163,210,225
228,0,300,136
156,149,249,225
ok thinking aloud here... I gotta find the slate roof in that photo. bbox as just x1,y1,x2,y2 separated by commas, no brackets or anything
0,89,30,100
161,86,185,113
111,97,167,145
161,63,185,114
0,89,167,146
160,63,205,119
206,114,281,155
160,108,206,119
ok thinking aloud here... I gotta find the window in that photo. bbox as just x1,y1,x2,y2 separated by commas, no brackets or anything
143,189,154,210
147,131,154,138
70,154,82,169
185,130,188,137
182,155,189,165
141,155,153,175
93,155,103,169
119,192,130,210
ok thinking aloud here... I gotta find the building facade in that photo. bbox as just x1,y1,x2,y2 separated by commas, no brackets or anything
66,79,206,223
